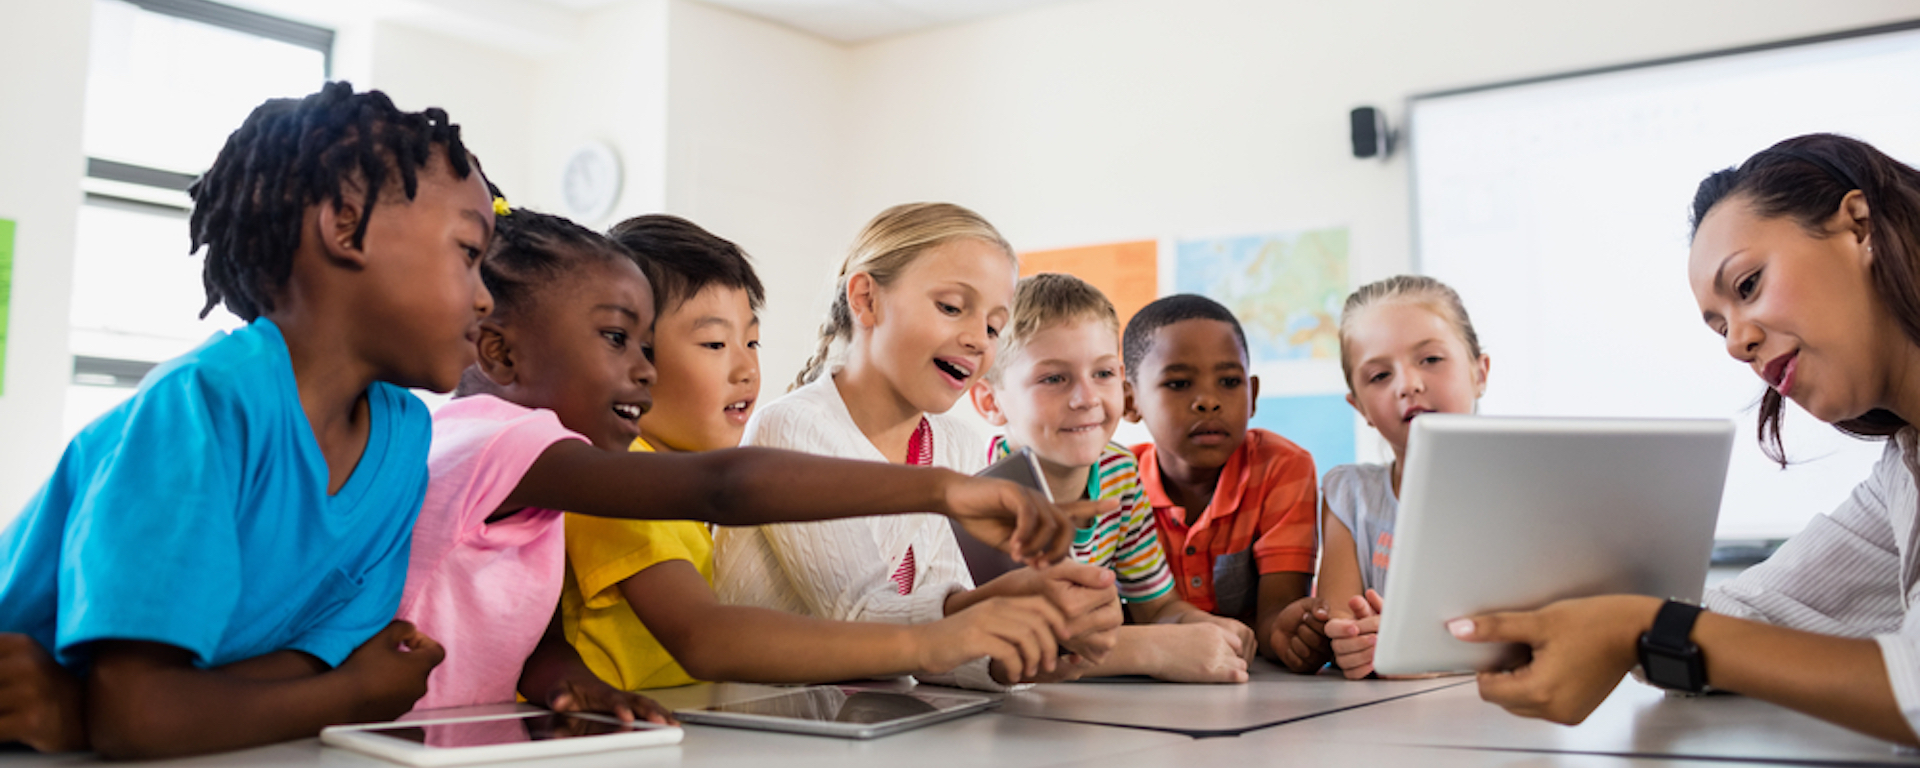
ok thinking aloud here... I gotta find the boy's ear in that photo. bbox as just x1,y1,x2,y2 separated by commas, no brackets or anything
313,199,371,269
474,321,516,386
847,272,879,330
1247,374,1260,417
970,380,1009,426
1122,379,1141,423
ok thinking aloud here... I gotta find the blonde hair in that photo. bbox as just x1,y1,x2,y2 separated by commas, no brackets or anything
1337,275,1485,391
986,273,1120,382
791,203,1016,391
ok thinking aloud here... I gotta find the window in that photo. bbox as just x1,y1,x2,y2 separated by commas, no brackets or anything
68,0,330,437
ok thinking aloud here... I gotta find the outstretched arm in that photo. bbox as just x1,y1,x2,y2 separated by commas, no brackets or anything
1455,595,1918,746
508,441,1106,565
83,622,442,760
623,560,1067,684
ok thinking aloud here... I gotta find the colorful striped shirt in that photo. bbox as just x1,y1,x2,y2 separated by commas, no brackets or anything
990,437,1175,603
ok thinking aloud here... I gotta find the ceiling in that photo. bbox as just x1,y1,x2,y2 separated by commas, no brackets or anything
216,0,1074,57
530,0,1077,44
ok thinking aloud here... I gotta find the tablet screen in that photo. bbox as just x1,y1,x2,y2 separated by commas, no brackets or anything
372,712,635,748
699,689,974,724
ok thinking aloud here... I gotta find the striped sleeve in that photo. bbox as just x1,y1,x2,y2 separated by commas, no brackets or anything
1097,446,1175,603
1703,440,1920,738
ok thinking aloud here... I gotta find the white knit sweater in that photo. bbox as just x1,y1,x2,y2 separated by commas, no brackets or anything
713,374,1005,689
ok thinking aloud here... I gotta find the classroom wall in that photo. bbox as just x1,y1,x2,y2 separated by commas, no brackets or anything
0,0,91,521
528,0,671,221
663,0,854,397
838,0,1920,456
6,0,1918,527
365,21,541,205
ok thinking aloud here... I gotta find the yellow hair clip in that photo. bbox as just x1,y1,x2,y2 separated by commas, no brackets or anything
492,196,511,217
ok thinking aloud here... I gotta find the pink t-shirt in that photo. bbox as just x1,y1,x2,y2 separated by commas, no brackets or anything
397,395,584,711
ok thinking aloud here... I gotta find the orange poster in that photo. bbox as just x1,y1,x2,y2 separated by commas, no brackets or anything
1018,240,1158,329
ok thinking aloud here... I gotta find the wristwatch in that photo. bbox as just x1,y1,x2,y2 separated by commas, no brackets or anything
1637,599,1707,693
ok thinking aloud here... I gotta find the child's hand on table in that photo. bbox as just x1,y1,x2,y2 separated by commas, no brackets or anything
341,621,446,721
918,595,1068,682
1272,596,1334,674
0,633,86,752
1179,611,1259,663
1037,564,1123,663
547,677,677,726
1325,590,1385,679
1157,622,1251,683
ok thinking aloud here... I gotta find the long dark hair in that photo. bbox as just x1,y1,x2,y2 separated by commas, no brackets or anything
1689,134,1920,464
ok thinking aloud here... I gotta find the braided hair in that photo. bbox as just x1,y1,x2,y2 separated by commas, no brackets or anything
481,207,637,323
187,81,474,321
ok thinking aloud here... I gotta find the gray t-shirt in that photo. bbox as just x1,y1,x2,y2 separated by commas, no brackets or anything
1324,462,1398,594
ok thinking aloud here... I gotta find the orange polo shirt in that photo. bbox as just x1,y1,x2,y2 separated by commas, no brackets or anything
1133,428,1317,621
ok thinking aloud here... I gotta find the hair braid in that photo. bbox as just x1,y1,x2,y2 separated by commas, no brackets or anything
187,81,474,322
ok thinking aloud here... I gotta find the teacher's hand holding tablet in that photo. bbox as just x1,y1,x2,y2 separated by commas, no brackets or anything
1449,595,1660,724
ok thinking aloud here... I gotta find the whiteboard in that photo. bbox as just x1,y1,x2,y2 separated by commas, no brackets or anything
1408,23,1920,540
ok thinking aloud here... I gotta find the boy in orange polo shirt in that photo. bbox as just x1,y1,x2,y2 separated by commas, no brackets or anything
1122,294,1330,674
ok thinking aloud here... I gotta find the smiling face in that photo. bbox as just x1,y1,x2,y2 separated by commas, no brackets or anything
640,284,760,452
1124,319,1258,473
350,150,496,393
487,255,658,451
1688,193,1897,425
1343,301,1488,457
974,318,1125,475
855,237,1015,415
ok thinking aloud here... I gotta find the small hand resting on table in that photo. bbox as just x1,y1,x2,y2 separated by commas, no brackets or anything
1324,590,1386,679
1270,596,1333,674
0,633,85,752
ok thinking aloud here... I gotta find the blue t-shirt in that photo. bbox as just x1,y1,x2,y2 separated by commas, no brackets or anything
0,318,431,670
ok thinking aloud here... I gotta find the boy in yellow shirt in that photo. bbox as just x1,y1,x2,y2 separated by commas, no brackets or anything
561,215,1088,687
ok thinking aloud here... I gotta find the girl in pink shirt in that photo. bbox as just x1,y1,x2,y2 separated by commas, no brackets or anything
397,204,1107,720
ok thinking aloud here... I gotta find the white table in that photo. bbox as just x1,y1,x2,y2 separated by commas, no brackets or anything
0,703,1189,768
1042,736,1730,767
997,659,1468,735
1277,676,1920,765
13,671,1920,766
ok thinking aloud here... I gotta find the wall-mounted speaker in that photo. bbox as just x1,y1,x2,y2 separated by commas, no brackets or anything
1350,106,1394,160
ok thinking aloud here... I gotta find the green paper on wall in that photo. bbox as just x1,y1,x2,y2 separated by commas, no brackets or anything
0,218,12,396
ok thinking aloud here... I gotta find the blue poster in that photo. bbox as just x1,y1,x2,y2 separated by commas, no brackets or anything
1250,393,1355,471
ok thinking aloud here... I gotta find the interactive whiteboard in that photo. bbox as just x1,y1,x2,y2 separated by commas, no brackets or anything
1409,22,1920,540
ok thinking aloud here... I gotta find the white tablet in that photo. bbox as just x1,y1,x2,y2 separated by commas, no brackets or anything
321,711,682,766
1372,415,1735,676
673,685,1000,739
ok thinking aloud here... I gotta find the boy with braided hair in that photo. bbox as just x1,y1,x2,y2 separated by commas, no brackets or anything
0,82,491,758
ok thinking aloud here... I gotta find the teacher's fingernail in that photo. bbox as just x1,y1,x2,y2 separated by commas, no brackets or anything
1447,619,1475,639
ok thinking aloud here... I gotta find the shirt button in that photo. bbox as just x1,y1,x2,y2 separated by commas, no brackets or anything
1185,546,1196,555
1191,576,1203,587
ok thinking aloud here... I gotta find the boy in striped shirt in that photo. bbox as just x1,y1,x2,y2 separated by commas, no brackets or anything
971,274,1257,682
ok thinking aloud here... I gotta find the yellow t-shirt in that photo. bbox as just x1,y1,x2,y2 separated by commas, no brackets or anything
560,437,715,690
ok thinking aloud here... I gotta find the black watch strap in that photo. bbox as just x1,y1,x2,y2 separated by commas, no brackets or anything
1638,600,1707,692
1646,600,1703,651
